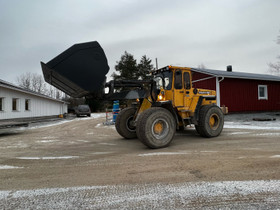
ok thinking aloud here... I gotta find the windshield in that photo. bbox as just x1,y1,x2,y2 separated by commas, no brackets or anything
154,71,173,90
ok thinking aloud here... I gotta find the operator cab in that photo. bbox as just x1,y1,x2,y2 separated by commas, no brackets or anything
151,66,192,104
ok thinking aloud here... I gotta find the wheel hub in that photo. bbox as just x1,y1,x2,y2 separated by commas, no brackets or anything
126,116,136,132
209,113,220,130
151,118,169,140
153,122,163,134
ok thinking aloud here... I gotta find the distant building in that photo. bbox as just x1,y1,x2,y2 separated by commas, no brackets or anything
0,79,67,120
192,67,280,112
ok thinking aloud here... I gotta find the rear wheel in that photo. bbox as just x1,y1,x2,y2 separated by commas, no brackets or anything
115,107,137,139
136,107,176,149
196,105,224,137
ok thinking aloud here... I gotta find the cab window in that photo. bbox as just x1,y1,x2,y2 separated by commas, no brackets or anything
154,71,173,90
163,71,172,90
174,70,182,89
184,72,191,89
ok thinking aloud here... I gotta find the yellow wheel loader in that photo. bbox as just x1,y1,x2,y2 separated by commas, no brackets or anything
41,41,224,149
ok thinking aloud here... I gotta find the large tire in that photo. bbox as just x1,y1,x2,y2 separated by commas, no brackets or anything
136,107,176,149
196,105,224,137
115,107,137,139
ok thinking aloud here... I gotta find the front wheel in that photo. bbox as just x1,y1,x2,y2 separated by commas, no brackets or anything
115,107,137,139
196,105,224,137
136,107,176,149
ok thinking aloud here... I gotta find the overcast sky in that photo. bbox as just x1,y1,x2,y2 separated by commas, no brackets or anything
0,0,280,83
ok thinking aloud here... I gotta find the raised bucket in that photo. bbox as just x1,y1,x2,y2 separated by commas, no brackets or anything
41,41,109,98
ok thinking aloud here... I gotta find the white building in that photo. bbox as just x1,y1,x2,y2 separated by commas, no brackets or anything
0,79,67,120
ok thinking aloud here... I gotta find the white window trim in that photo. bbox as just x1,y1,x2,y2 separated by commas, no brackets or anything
12,98,20,111
258,85,268,100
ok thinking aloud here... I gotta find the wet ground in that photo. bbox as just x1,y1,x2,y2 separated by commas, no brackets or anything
0,113,280,209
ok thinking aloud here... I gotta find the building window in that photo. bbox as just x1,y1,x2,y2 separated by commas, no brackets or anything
0,98,3,111
12,98,19,111
258,85,268,100
25,99,30,111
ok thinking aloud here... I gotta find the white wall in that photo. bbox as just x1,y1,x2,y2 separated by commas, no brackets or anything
0,87,67,120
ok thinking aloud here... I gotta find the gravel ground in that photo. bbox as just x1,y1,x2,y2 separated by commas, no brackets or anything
1,180,280,209
0,112,280,209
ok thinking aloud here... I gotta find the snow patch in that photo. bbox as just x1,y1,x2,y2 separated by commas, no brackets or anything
0,165,23,169
75,113,106,121
77,140,89,143
0,185,107,199
253,133,280,136
91,113,106,119
98,142,116,146
228,131,251,135
95,123,102,128
28,113,106,130
0,180,280,208
270,155,280,158
138,152,191,157
200,151,217,153
41,136,56,139
6,142,28,148
29,120,71,129
37,140,57,143
16,156,79,160
92,152,113,155
224,121,280,130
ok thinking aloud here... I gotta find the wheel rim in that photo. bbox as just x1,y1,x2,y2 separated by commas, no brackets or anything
126,116,136,132
151,118,169,140
209,113,220,130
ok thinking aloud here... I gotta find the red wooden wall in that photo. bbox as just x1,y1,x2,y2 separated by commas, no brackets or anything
192,72,216,90
192,72,280,112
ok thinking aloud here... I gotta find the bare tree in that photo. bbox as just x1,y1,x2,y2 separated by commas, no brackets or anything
268,32,280,75
47,85,55,98
16,72,32,90
17,72,47,94
31,74,47,93
16,72,64,99
197,63,206,69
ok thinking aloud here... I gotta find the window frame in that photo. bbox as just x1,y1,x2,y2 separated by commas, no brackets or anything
25,99,31,111
0,97,4,111
12,98,19,111
258,85,268,100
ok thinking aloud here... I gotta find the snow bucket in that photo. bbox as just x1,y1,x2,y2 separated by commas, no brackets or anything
41,41,109,98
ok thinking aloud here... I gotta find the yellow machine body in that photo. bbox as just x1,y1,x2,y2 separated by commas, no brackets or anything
137,66,217,125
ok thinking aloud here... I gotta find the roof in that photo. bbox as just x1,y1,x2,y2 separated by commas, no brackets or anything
0,79,67,103
191,68,280,82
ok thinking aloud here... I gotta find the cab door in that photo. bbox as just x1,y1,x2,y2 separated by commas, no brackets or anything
173,69,184,107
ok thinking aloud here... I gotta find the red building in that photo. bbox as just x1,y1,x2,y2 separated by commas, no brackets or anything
191,67,280,113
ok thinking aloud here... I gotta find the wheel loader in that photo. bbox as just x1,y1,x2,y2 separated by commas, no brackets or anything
41,41,224,149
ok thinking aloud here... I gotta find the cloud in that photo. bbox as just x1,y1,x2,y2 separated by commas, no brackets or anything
0,0,279,83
